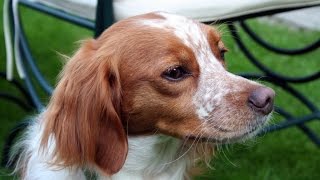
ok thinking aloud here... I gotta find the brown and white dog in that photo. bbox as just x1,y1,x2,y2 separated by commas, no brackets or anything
12,12,275,180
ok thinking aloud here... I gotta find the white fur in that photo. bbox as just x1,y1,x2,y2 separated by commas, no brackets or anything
13,116,191,180
108,136,190,180
11,115,86,180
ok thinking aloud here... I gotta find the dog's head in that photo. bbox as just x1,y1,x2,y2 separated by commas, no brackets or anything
42,12,274,175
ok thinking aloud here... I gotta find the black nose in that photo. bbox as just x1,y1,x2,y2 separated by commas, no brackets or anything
248,87,275,115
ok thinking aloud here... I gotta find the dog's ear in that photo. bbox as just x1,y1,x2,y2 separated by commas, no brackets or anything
41,39,127,175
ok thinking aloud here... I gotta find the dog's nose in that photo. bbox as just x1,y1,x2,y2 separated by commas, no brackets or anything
248,87,275,115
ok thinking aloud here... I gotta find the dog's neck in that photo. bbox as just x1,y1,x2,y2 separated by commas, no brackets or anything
107,135,190,180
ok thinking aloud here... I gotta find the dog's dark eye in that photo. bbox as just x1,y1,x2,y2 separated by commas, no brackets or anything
220,49,227,60
162,66,190,81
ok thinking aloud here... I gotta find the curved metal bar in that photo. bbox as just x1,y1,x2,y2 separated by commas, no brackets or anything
1,120,32,168
23,70,45,112
19,23,54,95
240,73,320,145
279,81,319,112
0,93,32,111
269,106,320,146
203,4,320,24
240,21,320,55
228,24,320,83
7,0,45,111
263,112,320,132
267,114,320,146
0,72,35,106
274,106,291,118
239,73,319,112
19,0,95,30
17,38,45,111
8,0,54,95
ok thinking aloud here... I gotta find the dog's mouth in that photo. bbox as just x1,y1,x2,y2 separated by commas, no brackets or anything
185,115,270,144
186,128,259,144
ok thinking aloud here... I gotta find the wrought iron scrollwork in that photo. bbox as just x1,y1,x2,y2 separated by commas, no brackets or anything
228,23,320,146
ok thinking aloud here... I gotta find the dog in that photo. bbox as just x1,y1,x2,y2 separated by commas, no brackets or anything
11,12,275,180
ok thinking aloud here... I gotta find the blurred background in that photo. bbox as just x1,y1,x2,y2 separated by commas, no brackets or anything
0,2,319,180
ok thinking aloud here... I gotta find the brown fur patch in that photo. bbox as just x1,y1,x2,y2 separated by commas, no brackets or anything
41,39,127,175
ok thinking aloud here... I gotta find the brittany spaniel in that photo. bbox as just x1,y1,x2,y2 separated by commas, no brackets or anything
12,12,275,180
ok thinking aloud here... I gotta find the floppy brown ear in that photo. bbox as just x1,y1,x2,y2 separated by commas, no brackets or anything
41,39,128,175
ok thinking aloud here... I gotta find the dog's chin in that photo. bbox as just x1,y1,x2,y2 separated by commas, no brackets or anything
187,128,261,145
222,126,262,144
186,114,272,144
215,114,272,144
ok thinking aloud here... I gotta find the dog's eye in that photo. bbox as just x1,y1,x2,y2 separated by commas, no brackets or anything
220,49,227,60
162,66,190,81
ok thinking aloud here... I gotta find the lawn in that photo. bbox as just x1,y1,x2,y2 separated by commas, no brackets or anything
0,4,319,180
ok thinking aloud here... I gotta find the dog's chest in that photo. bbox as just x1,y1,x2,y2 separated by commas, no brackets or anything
106,135,189,180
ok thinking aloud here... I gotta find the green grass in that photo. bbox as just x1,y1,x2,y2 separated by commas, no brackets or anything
1,4,320,180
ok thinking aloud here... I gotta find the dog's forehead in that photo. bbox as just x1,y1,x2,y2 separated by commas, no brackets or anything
138,12,224,70
141,12,203,47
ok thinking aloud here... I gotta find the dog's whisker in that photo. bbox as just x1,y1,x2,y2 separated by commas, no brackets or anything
161,131,201,166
